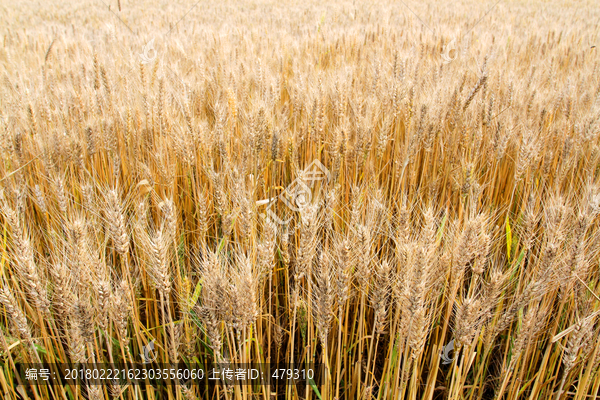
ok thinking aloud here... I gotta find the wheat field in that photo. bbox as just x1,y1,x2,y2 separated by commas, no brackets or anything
0,0,599,399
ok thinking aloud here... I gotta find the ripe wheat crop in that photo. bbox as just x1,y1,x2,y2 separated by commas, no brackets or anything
1,0,600,399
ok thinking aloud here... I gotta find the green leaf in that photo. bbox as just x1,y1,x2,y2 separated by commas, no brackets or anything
308,378,323,400
218,237,227,253
505,216,512,261
33,343,47,355
190,279,203,306
514,249,526,271
436,213,449,244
